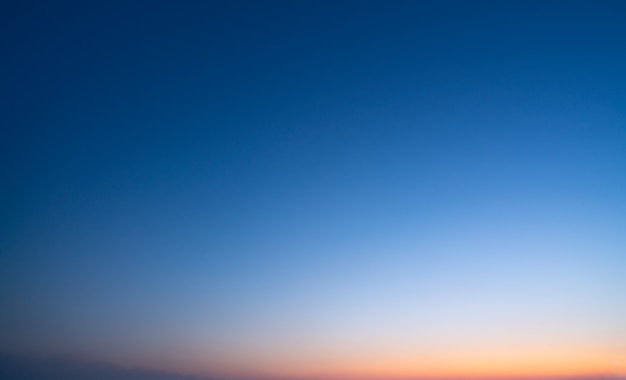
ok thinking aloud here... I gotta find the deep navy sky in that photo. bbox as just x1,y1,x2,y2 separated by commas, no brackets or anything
1,1,626,377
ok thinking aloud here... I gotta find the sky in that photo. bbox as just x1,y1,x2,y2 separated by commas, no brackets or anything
1,1,626,379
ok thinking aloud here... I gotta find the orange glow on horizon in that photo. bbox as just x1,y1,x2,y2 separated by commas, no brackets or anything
158,346,626,380
106,338,625,380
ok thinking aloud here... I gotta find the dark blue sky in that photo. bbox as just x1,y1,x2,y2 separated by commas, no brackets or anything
2,1,626,378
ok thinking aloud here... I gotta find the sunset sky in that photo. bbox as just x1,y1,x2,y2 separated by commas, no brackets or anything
1,1,625,379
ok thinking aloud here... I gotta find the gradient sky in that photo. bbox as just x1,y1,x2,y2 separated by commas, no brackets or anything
1,1,626,379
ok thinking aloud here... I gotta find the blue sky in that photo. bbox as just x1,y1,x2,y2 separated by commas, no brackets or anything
1,1,625,378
